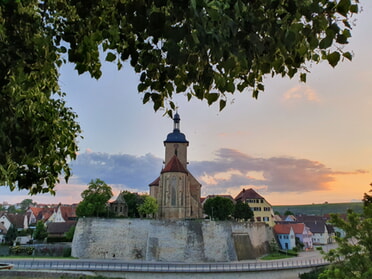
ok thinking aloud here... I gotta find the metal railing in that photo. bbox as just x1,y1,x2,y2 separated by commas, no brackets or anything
4,258,328,273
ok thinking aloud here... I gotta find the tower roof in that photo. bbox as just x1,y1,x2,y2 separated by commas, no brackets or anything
164,113,189,143
161,155,188,174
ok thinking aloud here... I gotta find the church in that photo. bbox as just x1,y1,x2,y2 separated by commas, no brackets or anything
149,113,203,220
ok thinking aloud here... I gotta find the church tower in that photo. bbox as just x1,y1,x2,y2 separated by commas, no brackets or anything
164,112,188,168
149,113,202,220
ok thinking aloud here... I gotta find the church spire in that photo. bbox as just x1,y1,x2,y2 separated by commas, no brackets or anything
164,112,188,144
173,112,180,132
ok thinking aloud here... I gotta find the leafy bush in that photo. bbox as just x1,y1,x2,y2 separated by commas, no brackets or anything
9,246,34,256
299,267,326,279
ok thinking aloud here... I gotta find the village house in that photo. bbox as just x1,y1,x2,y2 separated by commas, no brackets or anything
110,191,128,217
273,223,296,250
0,213,28,231
273,222,313,250
0,223,7,243
295,215,335,245
235,188,275,226
48,204,77,223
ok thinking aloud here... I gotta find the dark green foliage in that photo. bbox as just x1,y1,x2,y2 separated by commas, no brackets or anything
273,202,364,216
284,210,294,216
9,245,34,256
33,220,48,241
0,1,359,194
122,191,145,218
204,196,234,220
299,267,326,279
5,225,17,245
233,200,254,221
362,183,372,207
65,225,75,242
137,195,158,218
63,247,72,257
19,199,35,212
319,202,372,278
47,236,67,243
76,179,113,217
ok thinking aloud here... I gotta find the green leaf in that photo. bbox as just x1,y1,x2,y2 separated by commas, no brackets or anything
337,0,351,16
219,99,226,111
300,73,307,83
143,92,151,104
327,51,341,67
343,51,352,61
191,30,200,44
350,4,358,13
319,36,333,49
206,93,219,105
105,52,116,62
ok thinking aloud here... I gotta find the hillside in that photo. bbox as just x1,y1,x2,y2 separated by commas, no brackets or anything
272,202,363,216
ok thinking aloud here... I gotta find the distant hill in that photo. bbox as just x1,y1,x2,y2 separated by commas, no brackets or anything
272,202,363,216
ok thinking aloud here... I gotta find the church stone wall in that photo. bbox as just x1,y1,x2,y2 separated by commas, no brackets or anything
72,218,274,262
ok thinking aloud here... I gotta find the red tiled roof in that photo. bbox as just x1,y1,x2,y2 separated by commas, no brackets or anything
235,188,264,201
149,176,160,186
161,155,188,174
274,224,293,234
59,206,77,220
29,207,43,217
274,223,307,235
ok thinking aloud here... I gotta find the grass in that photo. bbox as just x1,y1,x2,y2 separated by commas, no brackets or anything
273,202,363,216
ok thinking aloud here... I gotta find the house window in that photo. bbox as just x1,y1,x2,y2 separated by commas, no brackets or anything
256,217,261,222
263,217,269,222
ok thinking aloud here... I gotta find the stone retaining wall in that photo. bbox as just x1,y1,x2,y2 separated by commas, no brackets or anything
72,218,274,262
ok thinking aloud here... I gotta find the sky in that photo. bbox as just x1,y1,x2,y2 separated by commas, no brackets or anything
1,1,372,206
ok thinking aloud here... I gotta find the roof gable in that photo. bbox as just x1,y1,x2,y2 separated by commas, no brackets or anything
235,188,265,201
149,176,160,186
274,224,294,235
161,155,188,174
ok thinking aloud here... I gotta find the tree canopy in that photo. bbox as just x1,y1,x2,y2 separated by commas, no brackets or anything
122,191,145,218
76,178,113,217
319,193,372,279
233,200,254,221
0,0,359,194
33,220,48,241
137,195,158,218
204,196,235,220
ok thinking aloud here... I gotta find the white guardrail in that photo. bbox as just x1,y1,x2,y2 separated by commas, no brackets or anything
3,258,328,273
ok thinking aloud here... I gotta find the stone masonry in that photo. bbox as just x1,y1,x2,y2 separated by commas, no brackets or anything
72,218,274,262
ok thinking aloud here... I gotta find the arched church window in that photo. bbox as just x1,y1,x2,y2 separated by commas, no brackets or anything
170,176,177,206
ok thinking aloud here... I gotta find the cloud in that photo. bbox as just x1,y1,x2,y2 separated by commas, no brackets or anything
189,148,361,194
1,149,367,204
70,152,162,191
283,85,320,103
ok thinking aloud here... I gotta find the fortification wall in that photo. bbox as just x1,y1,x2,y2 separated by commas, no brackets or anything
72,218,274,262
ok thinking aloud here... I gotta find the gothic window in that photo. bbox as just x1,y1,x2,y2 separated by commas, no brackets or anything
170,176,177,206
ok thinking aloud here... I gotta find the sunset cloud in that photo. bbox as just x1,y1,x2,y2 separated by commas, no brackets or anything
283,85,320,103
0,149,367,204
190,148,350,194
